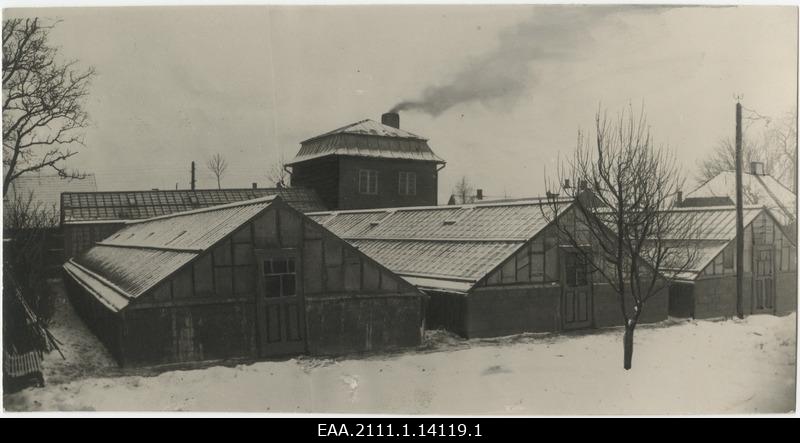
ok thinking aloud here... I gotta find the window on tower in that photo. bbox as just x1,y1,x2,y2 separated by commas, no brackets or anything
398,171,417,196
359,169,378,195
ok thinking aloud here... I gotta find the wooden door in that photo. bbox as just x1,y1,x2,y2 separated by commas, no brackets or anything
255,250,306,357
752,246,775,314
562,250,593,330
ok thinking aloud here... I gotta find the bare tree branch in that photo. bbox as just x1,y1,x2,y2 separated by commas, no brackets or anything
544,104,699,370
452,176,475,205
3,17,95,196
206,152,228,189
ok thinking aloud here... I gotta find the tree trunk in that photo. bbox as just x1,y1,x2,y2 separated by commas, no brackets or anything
216,176,221,190
623,323,634,370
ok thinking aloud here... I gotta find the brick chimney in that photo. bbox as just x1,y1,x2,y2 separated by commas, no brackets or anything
750,162,765,175
476,189,483,200
382,112,400,129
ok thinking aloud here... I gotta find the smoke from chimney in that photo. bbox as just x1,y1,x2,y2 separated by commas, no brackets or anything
389,6,667,117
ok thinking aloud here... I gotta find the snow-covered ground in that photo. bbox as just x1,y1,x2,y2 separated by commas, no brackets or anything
3,281,796,414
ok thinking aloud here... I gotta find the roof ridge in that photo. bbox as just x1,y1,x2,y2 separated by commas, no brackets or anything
62,187,292,196
299,118,427,144
309,198,568,217
124,195,278,225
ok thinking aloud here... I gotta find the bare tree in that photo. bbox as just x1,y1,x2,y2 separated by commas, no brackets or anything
206,153,228,189
266,152,289,188
695,137,774,184
452,176,475,205
545,106,698,370
2,18,95,196
3,190,60,319
696,108,797,192
764,110,797,192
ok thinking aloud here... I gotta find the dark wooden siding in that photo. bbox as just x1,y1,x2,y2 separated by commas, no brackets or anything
290,156,340,210
592,283,669,327
466,285,562,338
62,270,125,364
338,157,438,210
300,210,424,354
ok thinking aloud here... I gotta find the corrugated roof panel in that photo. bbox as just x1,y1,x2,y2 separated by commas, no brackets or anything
77,246,196,298
63,261,131,312
290,121,445,165
315,201,563,242
62,187,326,222
102,198,272,251
660,207,762,240
351,239,524,283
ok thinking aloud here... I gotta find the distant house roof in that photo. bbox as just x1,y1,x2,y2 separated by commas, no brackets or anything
309,200,567,293
657,206,784,280
63,196,280,311
4,174,98,225
288,119,445,165
60,187,326,224
686,171,796,226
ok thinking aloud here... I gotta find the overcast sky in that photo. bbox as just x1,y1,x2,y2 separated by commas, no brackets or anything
5,4,797,202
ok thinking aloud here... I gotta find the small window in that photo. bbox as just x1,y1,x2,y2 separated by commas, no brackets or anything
262,258,297,298
723,244,734,270
358,169,378,195
398,171,417,196
565,252,588,287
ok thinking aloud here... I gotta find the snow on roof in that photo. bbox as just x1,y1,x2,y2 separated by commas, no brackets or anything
302,119,426,143
309,200,568,292
658,205,765,241
686,171,796,226
289,119,444,165
61,187,325,223
65,196,279,310
658,206,788,280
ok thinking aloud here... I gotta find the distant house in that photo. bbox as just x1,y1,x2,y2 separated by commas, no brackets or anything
309,199,670,338
682,162,796,239
3,174,98,274
62,196,424,367
666,206,796,319
3,173,98,227
60,187,325,259
288,113,446,210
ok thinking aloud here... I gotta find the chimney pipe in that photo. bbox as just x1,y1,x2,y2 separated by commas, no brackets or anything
252,182,257,189
382,112,400,129
676,190,683,206
750,161,764,175
564,179,571,189
476,189,483,200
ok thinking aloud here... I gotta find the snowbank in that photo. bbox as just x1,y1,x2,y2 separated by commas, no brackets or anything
4,310,795,414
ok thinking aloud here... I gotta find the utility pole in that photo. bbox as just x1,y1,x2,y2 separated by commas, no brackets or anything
735,100,744,319
191,161,196,191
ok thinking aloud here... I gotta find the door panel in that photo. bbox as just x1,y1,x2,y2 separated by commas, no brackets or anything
753,247,775,314
256,251,306,357
562,250,593,330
